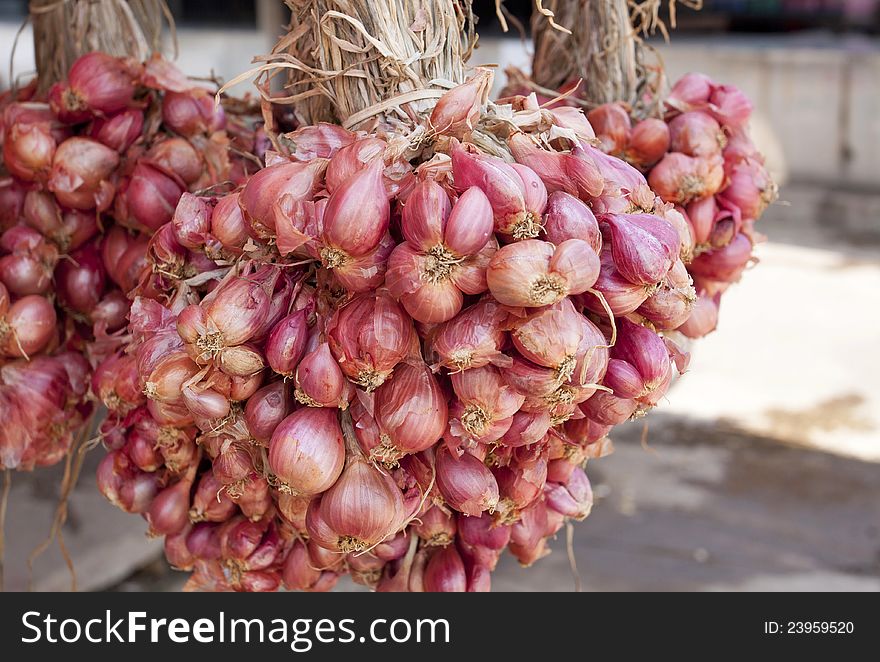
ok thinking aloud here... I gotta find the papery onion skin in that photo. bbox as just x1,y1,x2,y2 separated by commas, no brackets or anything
1,295,57,358
487,239,598,308
423,545,467,593
373,362,448,461
245,382,292,443
322,159,389,257
435,446,499,516
326,292,413,392
268,408,345,496
309,457,406,553
542,191,601,252
48,137,119,211
265,310,309,378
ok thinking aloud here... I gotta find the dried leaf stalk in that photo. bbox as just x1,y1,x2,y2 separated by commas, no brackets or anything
529,0,701,117
30,0,173,93
257,0,476,131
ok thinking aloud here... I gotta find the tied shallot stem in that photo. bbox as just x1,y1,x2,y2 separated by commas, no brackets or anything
0,469,10,592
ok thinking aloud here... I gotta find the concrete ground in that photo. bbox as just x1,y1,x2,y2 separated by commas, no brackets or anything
3,181,878,592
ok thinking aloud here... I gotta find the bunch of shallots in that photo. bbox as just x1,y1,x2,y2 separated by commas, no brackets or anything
91,66,718,592
0,52,264,471
585,73,777,338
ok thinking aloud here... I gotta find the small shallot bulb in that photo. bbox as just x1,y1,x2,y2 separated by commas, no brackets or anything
666,72,713,112
389,181,494,323
321,159,389,261
92,289,129,331
423,545,467,593
189,472,237,523
509,501,549,566
564,147,605,200
181,380,230,422
1,295,57,358
428,68,491,139
2,116,56,182
326,291,413,391
385,245,457,324
147,475,194,536
487,239,599,307
493,448,548,518
545,466,593,520
451,139,546,240
626,118,670,167
49,52,138,120
295,342,348,409
500,410,552,448
602,358,645,399
611,318,671,395
431,300,510,372
55,242,106,314
178,266,276,363
564,416,612,447
720,159,777,221
678,291,720,339
689,232,753,283
265,310,309,378
244,381,292,443
89,108,143,152
0,226,58,296
448,366,524,445
282,541,323,591
414,505,457,547
143,351,200,404
211,192,249,253
118,162,185,232
162,88,226,137
648,152,725,204
286,122,355,160
308,455,407,553
324,137,386,194
457,513,511,564
668,111,726,157
96,450,158,513
542,191,601,252
435,446,499,516
371,362,448,464
603,213,681,286
588,103,631,154
146,137,203,186
211,441,254,487
507,132,571,195
239,159,325,238
637,259,697,330
510,299,586,382
268,408,345,495
48,137,119,210
164,525,194,570
373,529,411,562
171,193,212,250
580,250,648,316
709,84,753,127
410,180,492,258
